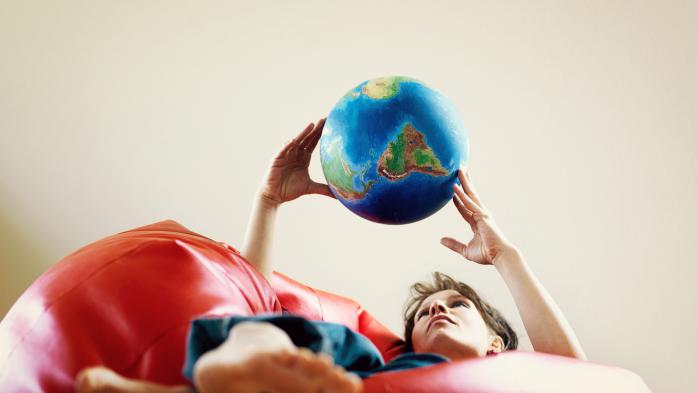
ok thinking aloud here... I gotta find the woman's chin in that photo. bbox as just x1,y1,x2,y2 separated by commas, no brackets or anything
423,330,482,359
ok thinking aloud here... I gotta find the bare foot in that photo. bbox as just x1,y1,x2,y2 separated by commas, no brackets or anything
193,321,363,393
75,366,193,393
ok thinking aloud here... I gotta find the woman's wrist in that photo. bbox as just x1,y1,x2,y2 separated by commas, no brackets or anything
257,191,282,211
492,245,524,269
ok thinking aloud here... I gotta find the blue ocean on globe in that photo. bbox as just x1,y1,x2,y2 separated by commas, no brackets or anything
320,76,469,225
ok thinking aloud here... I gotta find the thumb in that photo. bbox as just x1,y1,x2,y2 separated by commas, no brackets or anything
308,181,336,199
440,237,467,256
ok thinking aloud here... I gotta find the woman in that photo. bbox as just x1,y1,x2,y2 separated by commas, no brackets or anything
76,118,585,393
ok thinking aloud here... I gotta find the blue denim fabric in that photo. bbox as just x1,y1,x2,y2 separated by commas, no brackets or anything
182,313,447,382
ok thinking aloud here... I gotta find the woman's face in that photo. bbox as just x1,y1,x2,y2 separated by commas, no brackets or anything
411,289,502,359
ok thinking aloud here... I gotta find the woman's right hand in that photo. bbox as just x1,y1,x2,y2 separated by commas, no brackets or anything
259,118,335,206
440,169,516,266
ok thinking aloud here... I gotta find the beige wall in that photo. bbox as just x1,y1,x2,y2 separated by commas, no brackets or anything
2,1,696,391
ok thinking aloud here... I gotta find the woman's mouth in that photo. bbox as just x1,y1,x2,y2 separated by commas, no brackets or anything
428,315,455,331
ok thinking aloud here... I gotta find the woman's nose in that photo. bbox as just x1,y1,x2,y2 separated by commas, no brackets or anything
429,300,447,315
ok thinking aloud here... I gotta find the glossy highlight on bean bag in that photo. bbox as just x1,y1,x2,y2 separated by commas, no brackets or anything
0,220,651,392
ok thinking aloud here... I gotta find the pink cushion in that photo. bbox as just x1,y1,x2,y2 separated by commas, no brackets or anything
0,220,651,392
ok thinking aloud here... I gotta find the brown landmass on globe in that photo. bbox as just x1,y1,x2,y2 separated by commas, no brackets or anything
377,123,448,181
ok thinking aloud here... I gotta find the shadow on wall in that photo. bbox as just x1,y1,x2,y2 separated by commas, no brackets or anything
0,206,51,319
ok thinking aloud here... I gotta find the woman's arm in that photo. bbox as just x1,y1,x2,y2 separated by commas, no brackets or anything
441,169,586,359
241,118,334,282
493,247,586,359
241,193,280,282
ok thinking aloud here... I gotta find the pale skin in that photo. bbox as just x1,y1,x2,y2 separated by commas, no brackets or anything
74,117,584,392
412,290,505,359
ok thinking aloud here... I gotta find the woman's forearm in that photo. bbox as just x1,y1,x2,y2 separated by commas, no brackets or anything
494,247,587,359
241,193,280,282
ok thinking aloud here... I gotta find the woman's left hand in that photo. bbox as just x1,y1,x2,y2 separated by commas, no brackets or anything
259,118,335,206
440,169,516,266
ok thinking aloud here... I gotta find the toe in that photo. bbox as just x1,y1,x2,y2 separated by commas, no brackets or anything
326,366,363,393
75,367,121,393
346,373,363,393
270,349,298,368
297,349,333,378
317,352,335,367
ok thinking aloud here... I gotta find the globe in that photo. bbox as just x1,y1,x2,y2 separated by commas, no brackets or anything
320,76,469,224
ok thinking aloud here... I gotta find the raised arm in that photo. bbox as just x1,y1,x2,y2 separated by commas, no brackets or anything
440,169,586,360
241,118,335,282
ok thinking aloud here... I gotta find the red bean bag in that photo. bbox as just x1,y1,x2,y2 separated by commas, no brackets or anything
0,220,651,392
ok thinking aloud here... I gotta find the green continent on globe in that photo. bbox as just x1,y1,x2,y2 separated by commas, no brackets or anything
362,76,417,99
377,123,448,181
322,139,376,200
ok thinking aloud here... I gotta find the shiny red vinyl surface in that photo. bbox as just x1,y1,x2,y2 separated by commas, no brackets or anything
0,220,650,392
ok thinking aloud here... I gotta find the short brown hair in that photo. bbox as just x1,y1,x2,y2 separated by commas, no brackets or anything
403,272,518,352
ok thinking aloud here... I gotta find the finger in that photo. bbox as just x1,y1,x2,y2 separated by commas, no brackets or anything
440,237,467,256
453,196,476,231
296,120,318,142
462,170,483,207
308,181,336,199
278,123,314,157
453,184,486,217
298,119,322,148
274,138,294,159
280,122,315,156
304,119,326,151
299,118,325,150
458,169,482,207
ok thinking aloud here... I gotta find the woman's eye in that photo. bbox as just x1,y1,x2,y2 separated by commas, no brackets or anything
416,299,468,320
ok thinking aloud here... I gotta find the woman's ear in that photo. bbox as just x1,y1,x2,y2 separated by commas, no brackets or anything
487,335,504,354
